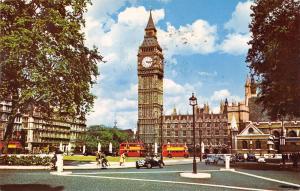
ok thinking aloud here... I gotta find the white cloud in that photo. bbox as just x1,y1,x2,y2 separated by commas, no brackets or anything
210,89,242,102
218,0,253,55
219,33,251,55
157,0,172,3
198,71,218,77
211,89,231,101
224,0,253,34
158,20,217,60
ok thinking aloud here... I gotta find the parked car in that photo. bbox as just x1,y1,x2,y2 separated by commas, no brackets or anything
136,157,164,169
247,154,257,162
205,156,218,165
235,154,245,162
257,157,266,163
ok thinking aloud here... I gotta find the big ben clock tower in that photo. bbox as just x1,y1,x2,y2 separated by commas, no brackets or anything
137,11,164,145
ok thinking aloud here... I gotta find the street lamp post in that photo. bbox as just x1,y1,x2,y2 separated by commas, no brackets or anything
277,114,286,154
189,93,197,174
200,129,202,162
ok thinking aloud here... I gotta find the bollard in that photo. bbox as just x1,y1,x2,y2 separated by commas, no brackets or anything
225,155,230,169
56,154,63,173
50,154,71,175
220,155,235,171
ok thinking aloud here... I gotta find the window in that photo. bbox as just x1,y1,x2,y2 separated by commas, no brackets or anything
207,130,210,135
183,131,186,136
242,141,248,149
273,131,280,137
288,131,297,137
248,128,254,134
167,131,171,136
255,141,261,149
215,130,219,135
175,131,178,136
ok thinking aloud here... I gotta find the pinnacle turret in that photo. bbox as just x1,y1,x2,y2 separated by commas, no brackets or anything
145,10,156,31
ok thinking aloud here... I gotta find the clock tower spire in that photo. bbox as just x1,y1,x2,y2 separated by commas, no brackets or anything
137,11,164,146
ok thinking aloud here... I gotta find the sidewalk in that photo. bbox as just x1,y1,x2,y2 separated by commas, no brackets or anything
0,158,194,170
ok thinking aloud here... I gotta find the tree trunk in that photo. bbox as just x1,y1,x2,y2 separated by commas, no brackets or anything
2,114,17,154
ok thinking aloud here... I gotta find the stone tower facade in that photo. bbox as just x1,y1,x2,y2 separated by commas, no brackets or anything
137,11,164,144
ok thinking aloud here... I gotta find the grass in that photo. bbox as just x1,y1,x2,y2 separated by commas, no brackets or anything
63,155,190,162
63,155,143,162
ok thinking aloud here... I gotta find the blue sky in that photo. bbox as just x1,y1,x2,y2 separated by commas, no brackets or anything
84,0,253,129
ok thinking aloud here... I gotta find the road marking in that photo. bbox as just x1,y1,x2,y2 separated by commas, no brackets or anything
234,171,300,188
65,174,272,191
72,170,220,175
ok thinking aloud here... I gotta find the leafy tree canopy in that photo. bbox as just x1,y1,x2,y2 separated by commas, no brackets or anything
83,125,133,151
0,0,102,143
247,0,300,119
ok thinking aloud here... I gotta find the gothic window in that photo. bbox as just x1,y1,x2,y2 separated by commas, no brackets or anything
215,130,219,135
207,130,210,135
175,131,178,136
242,141,248,149
183,130,186,136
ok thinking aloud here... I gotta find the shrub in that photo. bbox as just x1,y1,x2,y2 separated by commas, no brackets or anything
0,155,51,166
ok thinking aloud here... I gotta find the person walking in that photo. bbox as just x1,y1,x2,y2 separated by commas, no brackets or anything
51,152,57,170
96,151,101,167
101,153,110,168
120,152,126,166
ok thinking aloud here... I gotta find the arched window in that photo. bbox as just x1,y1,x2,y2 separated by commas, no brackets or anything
248,128,254,134
255,141,261,149
273,131,280,137
288,131,297,137
242,141,248,149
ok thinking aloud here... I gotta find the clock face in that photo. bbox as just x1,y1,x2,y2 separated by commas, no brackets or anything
142,56,153,68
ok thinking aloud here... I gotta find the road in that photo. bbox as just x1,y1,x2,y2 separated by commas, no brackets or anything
0,163,300,191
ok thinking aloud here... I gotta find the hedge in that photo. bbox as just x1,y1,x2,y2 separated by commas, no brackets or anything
0,155,52,166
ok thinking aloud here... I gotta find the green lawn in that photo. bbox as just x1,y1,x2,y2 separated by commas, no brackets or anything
63,155,189,162
63,155,143,162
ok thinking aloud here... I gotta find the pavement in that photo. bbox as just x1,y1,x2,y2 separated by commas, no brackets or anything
0,158,194,170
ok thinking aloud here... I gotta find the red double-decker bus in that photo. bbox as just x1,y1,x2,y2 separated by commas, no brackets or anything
162,143,189,158
119,142,146,157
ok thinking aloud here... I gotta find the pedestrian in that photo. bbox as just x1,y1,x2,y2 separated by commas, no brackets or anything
101,153,110,168
96,151,101,167
51,152,57,170
120,152,126,166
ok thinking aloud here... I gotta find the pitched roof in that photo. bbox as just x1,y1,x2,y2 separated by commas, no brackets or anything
145,10,156,30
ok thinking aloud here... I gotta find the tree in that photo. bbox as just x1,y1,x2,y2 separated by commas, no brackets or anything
83,125,132,152
247,0,300,119
0,0,102,153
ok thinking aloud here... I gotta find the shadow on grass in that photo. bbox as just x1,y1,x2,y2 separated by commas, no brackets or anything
0,184,64,191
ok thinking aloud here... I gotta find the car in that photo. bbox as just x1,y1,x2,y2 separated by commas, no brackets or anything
247,154,257,162
205,156,218,165
257,157,266,163
136,157,164,169
235,154,245,162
